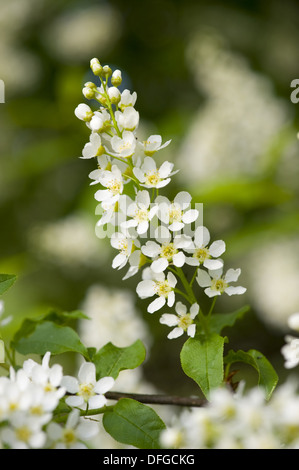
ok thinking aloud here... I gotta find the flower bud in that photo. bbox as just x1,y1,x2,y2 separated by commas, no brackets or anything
102,65,112,79
108,86,121,105
74,103,93,122
84,81,97,90
111,69,122,87
90,58,103,77
82,86,95,99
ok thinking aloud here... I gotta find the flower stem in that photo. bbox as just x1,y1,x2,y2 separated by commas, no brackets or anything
100,77,122,137
174,267,197,304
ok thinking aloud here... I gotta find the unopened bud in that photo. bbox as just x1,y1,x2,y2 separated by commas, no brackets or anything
111,69,122,87
90,58,103,77
108,86,121,105
102,65,112,78
74,103,93,122
84,81,97,90
82,86,95,99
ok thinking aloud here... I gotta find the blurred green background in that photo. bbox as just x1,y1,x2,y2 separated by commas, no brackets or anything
1,0,299,396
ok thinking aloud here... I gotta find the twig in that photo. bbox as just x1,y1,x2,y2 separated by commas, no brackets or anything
105,391,207,407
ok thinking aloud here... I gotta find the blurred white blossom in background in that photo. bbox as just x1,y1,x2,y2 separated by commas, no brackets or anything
245,236,299,330
160,380,299,449
28,213,110,273
42,4,122,63
79,284,151,351
0,0,44,92
176,30,293,185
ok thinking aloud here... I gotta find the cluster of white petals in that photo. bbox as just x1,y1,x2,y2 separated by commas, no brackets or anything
0,352,114,449
281,313,299,369
160,381,299,449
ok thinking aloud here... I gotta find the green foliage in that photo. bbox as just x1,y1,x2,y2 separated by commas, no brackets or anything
12,320,89,358
224,349,279,400
93,340,146,380
180,333,225,400
209,306,250,334
0,274,17,296
103,398,166,449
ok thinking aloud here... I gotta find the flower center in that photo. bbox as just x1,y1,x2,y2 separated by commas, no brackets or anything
16,426,32,443
63,429,77,446
155,280,172,298
169,205,182,223
193,247,210,263
160,243,177,261
9,402,18,412
44,382,55,393
211,278,228,293
30,405,43,416
135,208,148,222
178,314,193,331
106,179,122,195
145,171,160,187
118,239,128,254
78,383,95,401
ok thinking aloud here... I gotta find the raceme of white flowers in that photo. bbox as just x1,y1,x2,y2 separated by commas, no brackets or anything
75,58,247,338
160,380,299,449
0,352,115,449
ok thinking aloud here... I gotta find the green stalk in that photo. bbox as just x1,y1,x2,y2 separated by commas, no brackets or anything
99,77,122,137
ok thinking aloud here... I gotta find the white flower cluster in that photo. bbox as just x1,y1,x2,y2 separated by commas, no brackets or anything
160,381,299,449
75,58,247,340
0,352,114,449
281,313,299,369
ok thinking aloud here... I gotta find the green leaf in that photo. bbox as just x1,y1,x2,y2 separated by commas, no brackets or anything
12,321,89,358
42,309,90,325
180,333,225,400
0,274,17,295
209,305,250,334
103,398,166,449
224,349,278,399
93,340,146,379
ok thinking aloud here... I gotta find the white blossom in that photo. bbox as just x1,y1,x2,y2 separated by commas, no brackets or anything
281,336,299,369
160,302,199,339
156,192,199,232
141,226,191,273
196,267,246,298
89,109,111,132
81,132,105,159
185,226,225,270
118,89,137,111
62,362,114,410
133,156,178,189
94,164,124,207
139,134,171,156
110,232,139,270
136,267,177,313
47,409,99,449
121,190,158,235
22,352,65,400
111,130,137,158
1,412,47,449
